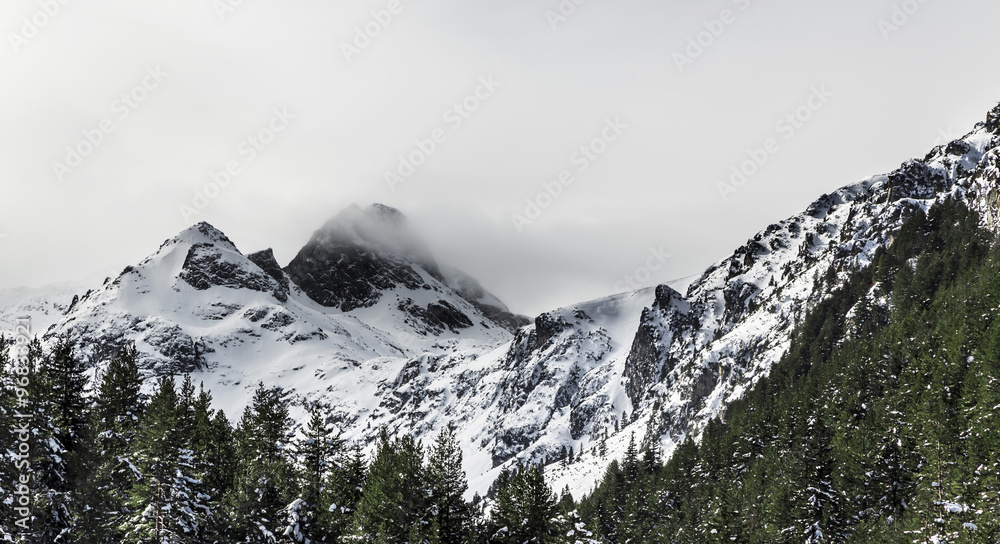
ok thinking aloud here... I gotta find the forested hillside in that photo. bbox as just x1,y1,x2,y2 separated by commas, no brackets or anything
579,198,1000,543
0,338,597,543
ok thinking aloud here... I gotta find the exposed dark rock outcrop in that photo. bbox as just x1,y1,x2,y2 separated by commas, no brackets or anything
247,248,290,302
180,243,281,295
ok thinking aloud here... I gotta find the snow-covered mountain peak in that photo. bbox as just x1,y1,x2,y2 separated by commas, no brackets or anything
32,209,521,390
283,204,453,313
310,203,438,272
166,221,239,252
281,205,529,333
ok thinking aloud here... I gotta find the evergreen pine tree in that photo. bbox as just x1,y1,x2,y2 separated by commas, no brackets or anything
284,403,341,543
793,410,844,544
203,408,236,501
489,464,557,544
351,430,427,542
325,442,366,541
225,383,296,543
188,382,234,541
425,425,470,544
74,343,145,543
33,339,90,542
122,375,210,543
622,433,639,486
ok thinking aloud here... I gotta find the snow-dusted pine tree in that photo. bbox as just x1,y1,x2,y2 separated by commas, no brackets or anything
121,375,211,543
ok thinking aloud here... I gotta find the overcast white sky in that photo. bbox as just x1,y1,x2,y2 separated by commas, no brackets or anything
2,0,1000,317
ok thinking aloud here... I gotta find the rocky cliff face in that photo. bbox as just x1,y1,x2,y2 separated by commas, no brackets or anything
615,105,1000,455
546,104,1000,497
284,204,528,331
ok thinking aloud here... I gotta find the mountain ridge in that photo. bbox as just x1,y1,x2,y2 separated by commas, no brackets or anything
5,102,1000,499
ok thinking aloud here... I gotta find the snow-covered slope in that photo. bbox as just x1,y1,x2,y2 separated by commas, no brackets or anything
38,212,516,408
588,105,1000,489
4,104,1000,501
0,281,92,336
541,105,1000,498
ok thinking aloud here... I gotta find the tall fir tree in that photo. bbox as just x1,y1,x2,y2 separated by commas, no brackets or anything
122,375,210,543
74,343,145,543
349,430,427,543
225,383,296,543
425,425,470,544
284,403,342,544
325,442,366,541
32,339,90,542
489,464,557,544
